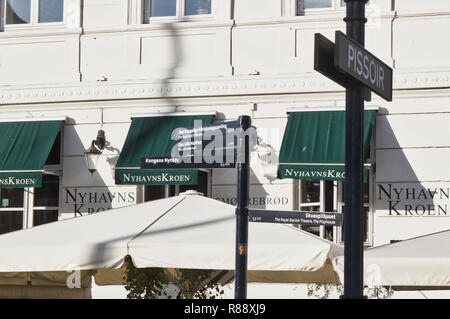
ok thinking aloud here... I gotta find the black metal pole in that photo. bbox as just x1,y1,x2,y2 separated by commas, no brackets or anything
342,0,367,299
234,115,251,299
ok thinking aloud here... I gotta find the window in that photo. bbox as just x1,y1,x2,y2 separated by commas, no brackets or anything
144,170,211,202
296,180,336,241
5,0,63,25
33,174,59,226
143,0,212,22
0,131,61,234
297,0,369,14
305,0,333,9
295,177,373,245
0,188,24,234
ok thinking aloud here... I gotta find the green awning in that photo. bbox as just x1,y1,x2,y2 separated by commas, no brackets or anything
0,120,63,188
115,114,213,185
278,110,376,182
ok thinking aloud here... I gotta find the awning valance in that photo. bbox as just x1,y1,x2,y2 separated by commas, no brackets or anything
278,109,376,182
0,194,343,286
115,114,213,185
0,120,63,188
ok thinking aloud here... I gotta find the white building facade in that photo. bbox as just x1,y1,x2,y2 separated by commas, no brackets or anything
0,0,450,297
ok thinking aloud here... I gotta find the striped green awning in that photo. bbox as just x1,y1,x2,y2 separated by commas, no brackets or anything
0,120,63,188
278,110,376,182
115,114,213,185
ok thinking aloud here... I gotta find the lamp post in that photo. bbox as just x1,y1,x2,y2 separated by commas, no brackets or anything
235,115,251,299
342,0,368,299
84,130,106,174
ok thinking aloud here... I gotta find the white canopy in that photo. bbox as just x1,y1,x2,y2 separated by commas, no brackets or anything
0,194,343,284
332,229,450,289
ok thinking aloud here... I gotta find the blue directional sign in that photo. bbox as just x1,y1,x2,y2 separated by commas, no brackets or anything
141,120,239,169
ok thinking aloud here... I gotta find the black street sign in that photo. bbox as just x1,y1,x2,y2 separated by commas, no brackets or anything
249,209,342,227
334,30,393,101
314,33,371,102
141,120,239,169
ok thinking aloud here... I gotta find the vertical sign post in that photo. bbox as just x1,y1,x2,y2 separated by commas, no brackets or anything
315,0,391,299
342,0,367,299
234,115,251,299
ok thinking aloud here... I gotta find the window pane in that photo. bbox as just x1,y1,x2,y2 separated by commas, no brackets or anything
33,210,58,226
34,175,59,207
185,0,211,15
5,0,31,24
300,205,320,212
300,180,320,203
0,211,23,235
149,0,177,17
304,0,332,9
0,188,24,208
340,0,371,7
145,185,176,201
145,185,166,201
39,0,63,23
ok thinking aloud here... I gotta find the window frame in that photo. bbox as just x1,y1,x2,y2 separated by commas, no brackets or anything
141,0,214,24
295,172,374,246
297,0,370,15
2,0,65,31
298,0,344,14
334,174,374,246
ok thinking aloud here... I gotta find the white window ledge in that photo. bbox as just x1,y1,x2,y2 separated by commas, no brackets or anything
0,26,83,39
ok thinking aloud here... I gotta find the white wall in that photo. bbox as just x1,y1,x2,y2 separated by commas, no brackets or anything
373,93,450,245
0,0,449,252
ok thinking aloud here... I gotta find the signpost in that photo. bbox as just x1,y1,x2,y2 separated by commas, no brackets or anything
334,31,393,102
313,0,393,299
314,33,371,102
142,114,345,299
234,116,251,299
141,120,238,169
140,115,252,299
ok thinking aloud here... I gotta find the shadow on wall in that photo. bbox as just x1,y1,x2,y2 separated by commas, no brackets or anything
159,22,183,111
374,110,447,241
62,119,135,219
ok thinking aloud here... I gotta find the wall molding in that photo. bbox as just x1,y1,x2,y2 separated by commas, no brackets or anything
0,71,450,105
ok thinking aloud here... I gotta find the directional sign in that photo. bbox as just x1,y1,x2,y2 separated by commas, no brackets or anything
141,120,239,169
314,33,371,102
334,31,393,101
248,209,342,227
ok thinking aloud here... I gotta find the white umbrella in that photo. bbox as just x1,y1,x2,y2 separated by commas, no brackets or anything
0,194,343,284
332,229,450,289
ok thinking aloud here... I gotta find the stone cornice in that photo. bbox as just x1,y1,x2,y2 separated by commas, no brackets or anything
0,71,449,105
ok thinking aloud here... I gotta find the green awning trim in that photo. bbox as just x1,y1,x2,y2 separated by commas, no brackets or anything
115,169,198,186
115,115,213,185
0,120,62,188
278,110,376,182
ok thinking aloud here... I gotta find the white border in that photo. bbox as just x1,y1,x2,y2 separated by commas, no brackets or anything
0,116,67,123
130,111,217,118
286,106,379,113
